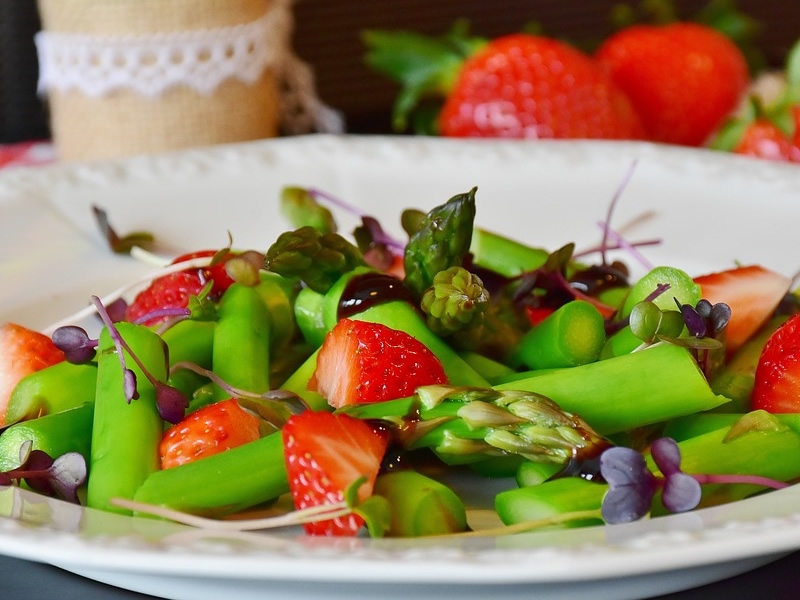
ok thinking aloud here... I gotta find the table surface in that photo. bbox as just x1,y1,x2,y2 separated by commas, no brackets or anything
2,550,799,600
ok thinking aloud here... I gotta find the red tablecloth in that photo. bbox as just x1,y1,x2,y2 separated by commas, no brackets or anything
0,140,56,169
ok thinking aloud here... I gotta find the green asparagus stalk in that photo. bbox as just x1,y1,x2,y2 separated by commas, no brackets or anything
710,314,787,411
469,228,549,278
512,300,606,370
496,415,800,527
0,403,93,472
133,431,288,516
650,414,800,513
87,323,166,514
160,319,215,368
5,360,97,424
209,282,271,402
403,187,476,298
342,384,610,467
495,343,729,434
373,469,468,536
495,477,606,528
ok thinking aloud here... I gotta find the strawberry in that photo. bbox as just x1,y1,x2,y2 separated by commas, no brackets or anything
283,410,389,536
439,34,645,139
752,312,800,413
309,318,448,409
126,249,235,325
731,104,800,162
0,323,65,425
595,22,749,146
694,265,792,356
158,398,262,469
364,29,643,139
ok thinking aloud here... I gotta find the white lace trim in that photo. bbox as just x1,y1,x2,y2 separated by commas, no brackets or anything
34,0,343,134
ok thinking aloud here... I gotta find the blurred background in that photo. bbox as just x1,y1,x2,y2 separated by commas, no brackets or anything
1,0,798,143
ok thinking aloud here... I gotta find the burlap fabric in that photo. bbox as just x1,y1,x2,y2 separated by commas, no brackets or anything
37,0,280,161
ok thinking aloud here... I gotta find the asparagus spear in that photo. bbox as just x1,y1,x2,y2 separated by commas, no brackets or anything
373,469,468,536
403,187,476,298
0,403,93,472
496,415,800,526
5,360,97,424
208,282,271,402
87,323,167,514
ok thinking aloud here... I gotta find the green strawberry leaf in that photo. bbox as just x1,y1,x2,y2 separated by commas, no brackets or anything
362,23,486,131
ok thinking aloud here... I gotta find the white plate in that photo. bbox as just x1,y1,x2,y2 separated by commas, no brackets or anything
1,135,800,600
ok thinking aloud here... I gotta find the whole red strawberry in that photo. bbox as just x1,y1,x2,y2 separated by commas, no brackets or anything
595,23,749,146
439,34,645,139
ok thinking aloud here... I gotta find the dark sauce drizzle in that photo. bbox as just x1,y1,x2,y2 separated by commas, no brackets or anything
337,272,417,320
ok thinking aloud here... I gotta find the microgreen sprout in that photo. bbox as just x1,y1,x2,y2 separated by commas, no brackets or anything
109,476,390,537
170,361,308,413
51,325,97,363
599,437,789,525
91,295,189,423
0,440,86,504
93,205,155,254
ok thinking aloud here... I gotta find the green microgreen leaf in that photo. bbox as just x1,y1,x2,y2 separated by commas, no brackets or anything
280,187,338,234
92,205,155,254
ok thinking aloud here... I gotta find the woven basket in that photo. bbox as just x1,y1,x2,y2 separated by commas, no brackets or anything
36,0,281,161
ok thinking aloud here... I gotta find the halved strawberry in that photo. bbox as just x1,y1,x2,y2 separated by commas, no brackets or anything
159,398,262,469
0,323,65,425
694,265,792,356
282,410,389,536
752,312,800,413
309,318,448,409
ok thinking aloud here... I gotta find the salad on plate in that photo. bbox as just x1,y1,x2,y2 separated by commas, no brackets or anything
1,174,799,542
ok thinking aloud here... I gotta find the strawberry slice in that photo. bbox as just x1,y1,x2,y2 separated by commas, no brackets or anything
309,318,448,409
159,398,262,469
282,410,389,536
694,265,791,356
0,323,65,425
752,312,800,413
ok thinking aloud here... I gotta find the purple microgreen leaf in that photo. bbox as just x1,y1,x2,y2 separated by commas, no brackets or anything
155,383,189,424
599,159,638,266
678,302,707,338
709,302,732,333
2,447,87,504
650,437,683,476
596,223,655,272
661,472,702,513
51,325,97,363
599,446,659,524
93,205,155,254
105,298,129,323
643,282,671,303
695,299,712,319
47,452,88,503
308,187,366,218
123,368,139,401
